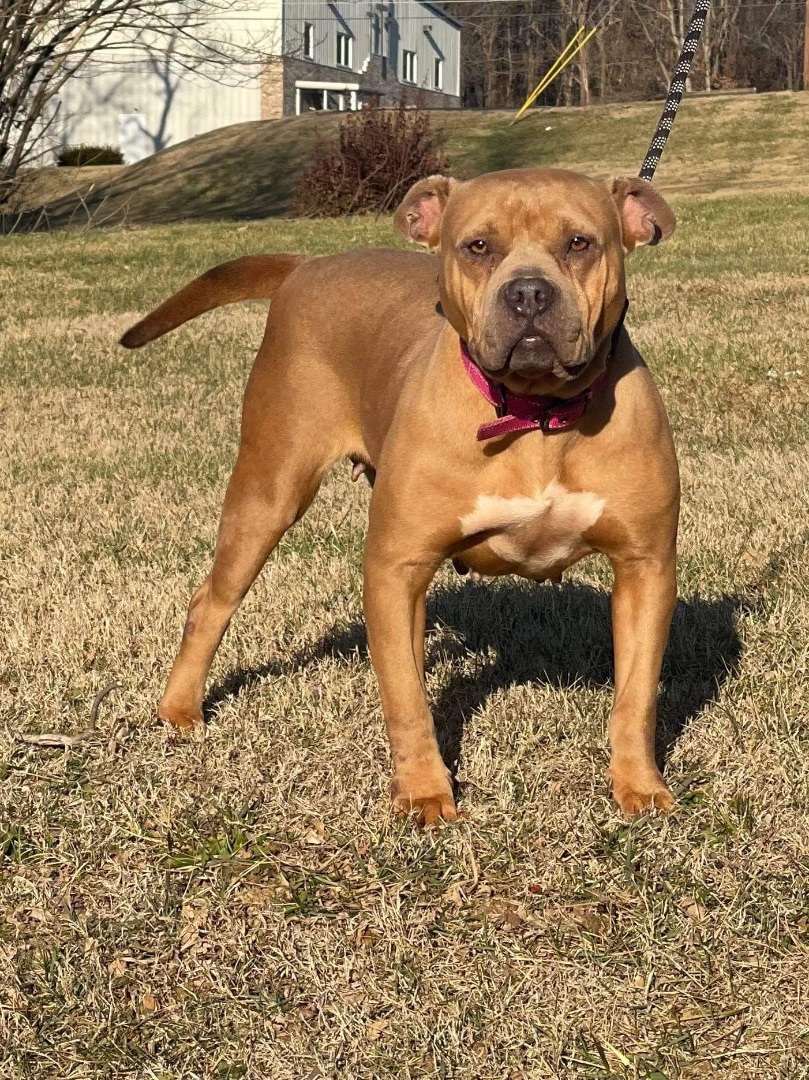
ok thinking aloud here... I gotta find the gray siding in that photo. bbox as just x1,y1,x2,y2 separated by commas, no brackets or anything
283,1,459,98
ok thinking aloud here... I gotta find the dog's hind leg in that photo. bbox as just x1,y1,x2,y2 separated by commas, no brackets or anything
158,444,327,731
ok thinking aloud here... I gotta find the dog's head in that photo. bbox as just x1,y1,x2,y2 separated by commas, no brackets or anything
394,168,675,397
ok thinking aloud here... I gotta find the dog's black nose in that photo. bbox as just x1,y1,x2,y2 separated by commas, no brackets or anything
503,277,557,319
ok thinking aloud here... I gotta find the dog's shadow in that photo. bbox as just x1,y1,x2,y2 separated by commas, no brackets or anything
206,578,747,777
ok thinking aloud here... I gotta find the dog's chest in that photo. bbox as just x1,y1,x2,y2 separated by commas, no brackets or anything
458,480,605,579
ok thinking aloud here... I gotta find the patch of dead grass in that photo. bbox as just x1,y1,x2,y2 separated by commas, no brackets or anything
1,192,808,1078
5,91,809,230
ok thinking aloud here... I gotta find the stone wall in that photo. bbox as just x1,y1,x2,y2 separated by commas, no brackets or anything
260,61,285,121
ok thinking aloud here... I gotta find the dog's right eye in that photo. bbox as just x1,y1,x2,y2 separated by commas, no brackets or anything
467,239,490,256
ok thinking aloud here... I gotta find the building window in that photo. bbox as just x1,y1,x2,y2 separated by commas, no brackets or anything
297,86,358,114
402,49,416,84
336,32,352,69
371,12,382,56
434,57,443,91
303,23,314,59
299,87,325,112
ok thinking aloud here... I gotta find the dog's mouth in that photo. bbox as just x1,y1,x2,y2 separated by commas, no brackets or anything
561,358,588,378
487,333,588,383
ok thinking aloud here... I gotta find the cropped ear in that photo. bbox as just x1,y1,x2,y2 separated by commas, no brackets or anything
608,177,676,252
394,175,457,250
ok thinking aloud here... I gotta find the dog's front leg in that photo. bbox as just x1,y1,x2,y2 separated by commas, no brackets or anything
363,536,456,825
607,553,677,816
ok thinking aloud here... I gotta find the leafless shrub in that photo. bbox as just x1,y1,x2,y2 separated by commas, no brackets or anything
56,144,124,167
293,102,447,218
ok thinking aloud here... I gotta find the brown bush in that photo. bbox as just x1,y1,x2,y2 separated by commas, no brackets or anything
293,102,447,218
56,144,124,167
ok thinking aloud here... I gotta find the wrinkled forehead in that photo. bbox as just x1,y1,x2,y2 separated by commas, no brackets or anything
442,170,620,247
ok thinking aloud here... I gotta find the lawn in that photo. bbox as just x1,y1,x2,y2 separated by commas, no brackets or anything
6,90,809,228
1,191,809,1078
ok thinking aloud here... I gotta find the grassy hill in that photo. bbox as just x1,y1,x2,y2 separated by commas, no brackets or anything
7,90,808,229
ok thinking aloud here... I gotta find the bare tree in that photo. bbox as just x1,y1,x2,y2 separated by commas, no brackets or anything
0,0,271,189
747,0,805,92
447,0,804,110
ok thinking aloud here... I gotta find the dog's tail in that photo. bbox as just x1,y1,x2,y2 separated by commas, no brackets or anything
119,253,306,349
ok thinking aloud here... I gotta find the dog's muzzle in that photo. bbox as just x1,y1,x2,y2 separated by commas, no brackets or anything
478,276,585,378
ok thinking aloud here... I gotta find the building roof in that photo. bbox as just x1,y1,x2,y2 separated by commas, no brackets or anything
422,2,462,31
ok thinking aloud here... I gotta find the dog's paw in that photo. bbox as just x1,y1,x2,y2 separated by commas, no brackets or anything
157,701,204,733
391,779,459,826
610,768,675,817
392,794,459,826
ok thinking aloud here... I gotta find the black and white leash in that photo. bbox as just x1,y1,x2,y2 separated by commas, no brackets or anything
638,0,712,181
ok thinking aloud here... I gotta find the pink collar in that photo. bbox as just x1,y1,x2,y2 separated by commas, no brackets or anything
461,301,627,442
462,345,604,441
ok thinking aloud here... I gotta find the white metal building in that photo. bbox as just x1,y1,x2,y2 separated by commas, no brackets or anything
55,1,461,163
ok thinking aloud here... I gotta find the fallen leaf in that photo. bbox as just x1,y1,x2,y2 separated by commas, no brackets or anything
107,955,127,977
577,909,611,936
681,897,707,922
680,1006,705,1023
366,1019,390,1041
305,820,325,846
181,899,209,927
482,898,526,928
443,884,464,907
180,899,210,953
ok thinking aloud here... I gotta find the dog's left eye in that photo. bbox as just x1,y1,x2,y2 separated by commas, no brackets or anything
468,239,490,255
568,235,591,253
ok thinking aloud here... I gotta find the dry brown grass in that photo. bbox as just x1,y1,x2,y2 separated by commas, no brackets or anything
1,193,809,1078
5,91,808,229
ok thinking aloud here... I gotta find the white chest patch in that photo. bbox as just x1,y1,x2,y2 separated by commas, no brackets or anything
459,480,605,575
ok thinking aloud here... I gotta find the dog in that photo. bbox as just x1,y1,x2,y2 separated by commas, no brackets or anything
121,168,679,824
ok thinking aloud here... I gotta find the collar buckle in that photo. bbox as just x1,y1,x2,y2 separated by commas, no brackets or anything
538,411,554,433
